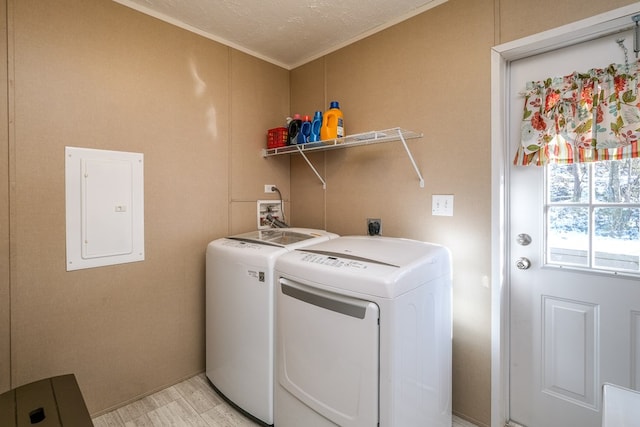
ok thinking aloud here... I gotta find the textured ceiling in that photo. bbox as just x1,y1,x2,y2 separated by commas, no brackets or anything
113,0,447,69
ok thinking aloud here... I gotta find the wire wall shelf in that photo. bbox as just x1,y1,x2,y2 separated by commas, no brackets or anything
262,127,424,189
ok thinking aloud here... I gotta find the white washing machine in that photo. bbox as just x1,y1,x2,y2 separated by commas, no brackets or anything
274,235,452,427
205,228,338,426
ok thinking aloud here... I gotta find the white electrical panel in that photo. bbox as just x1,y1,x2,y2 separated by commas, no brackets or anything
257,200,284,229
65,147,144,271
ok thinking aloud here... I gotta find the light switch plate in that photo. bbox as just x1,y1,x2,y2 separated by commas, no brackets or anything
432,194,454,216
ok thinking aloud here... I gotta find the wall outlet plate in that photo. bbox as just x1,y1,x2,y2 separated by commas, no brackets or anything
264,184,275,193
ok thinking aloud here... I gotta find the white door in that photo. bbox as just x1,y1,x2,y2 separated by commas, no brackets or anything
508,29,640,427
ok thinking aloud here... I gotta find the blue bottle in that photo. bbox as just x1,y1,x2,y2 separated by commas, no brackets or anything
298,115,311,144
309,111,322,142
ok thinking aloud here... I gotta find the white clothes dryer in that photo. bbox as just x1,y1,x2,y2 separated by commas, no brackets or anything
205,228,338,426
274,235,452,427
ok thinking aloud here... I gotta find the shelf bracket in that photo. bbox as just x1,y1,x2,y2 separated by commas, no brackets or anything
396,128,425,188
295,145,327,189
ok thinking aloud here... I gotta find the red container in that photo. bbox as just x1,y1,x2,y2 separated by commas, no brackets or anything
267,127,288,149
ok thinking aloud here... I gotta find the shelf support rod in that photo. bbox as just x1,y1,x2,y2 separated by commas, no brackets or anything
295,145,327,189
397,129,425,188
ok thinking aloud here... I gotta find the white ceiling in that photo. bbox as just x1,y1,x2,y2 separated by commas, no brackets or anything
113,0,447,69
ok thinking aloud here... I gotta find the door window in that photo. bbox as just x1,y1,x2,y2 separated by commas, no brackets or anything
546,158,640,273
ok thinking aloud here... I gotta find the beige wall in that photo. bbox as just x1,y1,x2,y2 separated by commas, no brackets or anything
229,51,291,234
0,0,289,415
0,0,636,424
290,2,495,423
0,0,9,397
289,0,636,425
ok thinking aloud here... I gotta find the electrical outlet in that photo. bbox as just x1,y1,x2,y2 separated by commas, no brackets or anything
264,184,275,193
367,218,381,236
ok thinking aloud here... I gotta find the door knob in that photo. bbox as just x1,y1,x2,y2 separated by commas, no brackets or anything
516,257,531,270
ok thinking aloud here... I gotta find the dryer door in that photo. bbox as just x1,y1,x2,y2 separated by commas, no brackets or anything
277,278,379,427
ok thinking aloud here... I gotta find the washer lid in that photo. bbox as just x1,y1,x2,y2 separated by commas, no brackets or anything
229,228,336,248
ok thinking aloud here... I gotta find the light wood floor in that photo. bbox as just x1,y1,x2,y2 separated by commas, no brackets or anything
92,373,479,426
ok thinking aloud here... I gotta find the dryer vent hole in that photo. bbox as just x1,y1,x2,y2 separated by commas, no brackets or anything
367,219,381,236
29,407,46,424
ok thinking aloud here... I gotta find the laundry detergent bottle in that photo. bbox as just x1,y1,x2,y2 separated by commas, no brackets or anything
288,114,302,145
298,115,311,144
320,101,344,141
309,111,322,142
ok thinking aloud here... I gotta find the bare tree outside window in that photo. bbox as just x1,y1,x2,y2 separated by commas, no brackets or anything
546,159,640,272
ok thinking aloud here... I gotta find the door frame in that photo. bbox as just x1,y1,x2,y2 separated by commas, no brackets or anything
490,4,640,427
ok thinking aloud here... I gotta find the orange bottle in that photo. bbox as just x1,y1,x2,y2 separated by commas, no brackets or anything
320,101,344,141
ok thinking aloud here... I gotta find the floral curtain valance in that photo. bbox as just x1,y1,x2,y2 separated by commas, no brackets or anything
514,60,640,166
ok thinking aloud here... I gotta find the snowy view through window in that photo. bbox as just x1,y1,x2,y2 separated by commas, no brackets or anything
546,159,640,273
